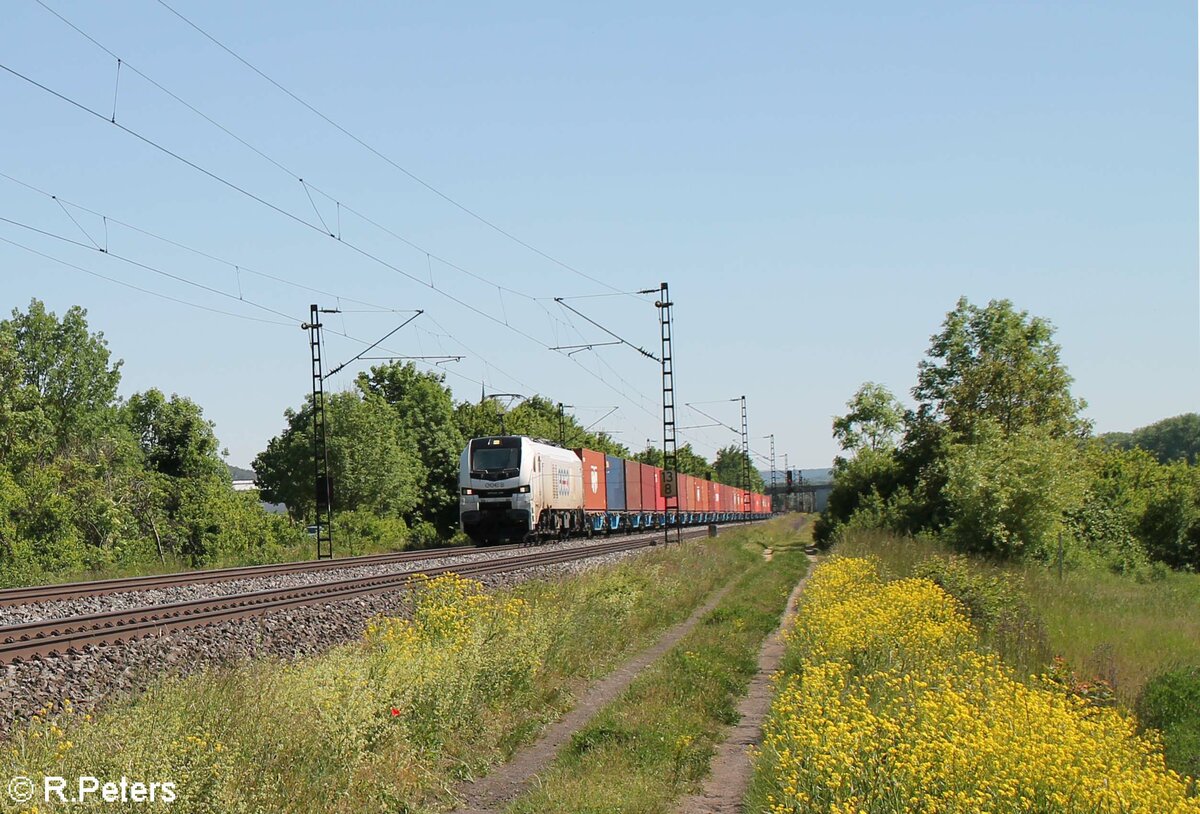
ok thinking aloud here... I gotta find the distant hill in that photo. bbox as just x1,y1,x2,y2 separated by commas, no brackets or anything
797,468,834,485
1101,413,1200,465
759,467,834,486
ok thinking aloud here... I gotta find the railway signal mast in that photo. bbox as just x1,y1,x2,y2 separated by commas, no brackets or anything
558,402,573,445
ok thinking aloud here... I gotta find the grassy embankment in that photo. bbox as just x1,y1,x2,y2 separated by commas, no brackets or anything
746,554,1200,814
834,530,1200,705
834,529,1200,786
506,524,810,813
1,521,798,814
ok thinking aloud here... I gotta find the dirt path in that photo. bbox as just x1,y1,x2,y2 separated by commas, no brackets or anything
673,556,815,814
449,574,743,814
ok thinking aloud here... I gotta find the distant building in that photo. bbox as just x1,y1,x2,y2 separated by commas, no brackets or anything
227,466,288,515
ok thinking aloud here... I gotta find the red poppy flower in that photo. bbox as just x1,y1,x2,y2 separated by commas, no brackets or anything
390,707,401,717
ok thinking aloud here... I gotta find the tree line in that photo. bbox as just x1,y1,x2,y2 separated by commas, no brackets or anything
816,296,1200,574
252,377,766,543
0,299,761,585
0,300,302,587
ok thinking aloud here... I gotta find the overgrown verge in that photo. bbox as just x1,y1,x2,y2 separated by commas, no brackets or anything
0,525,780,814
747,556,1199,814
505,533,808,814
837,529,1200,699
836,529,1200,779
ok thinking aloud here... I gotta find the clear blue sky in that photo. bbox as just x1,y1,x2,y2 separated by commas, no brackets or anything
2,1,1196,470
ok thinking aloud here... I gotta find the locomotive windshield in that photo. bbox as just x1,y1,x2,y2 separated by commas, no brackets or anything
470,437,521,472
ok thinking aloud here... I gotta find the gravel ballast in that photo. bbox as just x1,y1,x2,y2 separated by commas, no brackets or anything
0,537,645,628
0,543,655,737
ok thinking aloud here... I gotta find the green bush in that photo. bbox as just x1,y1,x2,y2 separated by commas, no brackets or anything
1135,666,1200,779
407,520,441,550
1065,492,1151,576
1138,465,1200,571
336,508,408,555
943,422,1088,561
911,555,1049,670
814,447,902,546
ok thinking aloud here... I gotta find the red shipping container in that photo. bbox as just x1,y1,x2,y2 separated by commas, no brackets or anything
637,463,655,512
575,448,607,511
707,480,717,513
679,474,693,512
624,460,643,513
698,478,710,513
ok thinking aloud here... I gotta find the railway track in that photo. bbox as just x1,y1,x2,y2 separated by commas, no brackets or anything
0,541,529,607
0,528,711,665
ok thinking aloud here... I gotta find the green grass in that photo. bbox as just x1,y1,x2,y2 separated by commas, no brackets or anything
505,522,809,814
2,523,785,814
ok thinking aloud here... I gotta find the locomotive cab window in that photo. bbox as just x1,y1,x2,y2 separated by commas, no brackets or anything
470,437,521,472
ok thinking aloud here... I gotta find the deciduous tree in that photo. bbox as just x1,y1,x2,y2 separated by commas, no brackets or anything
913,297,1089,440
713,445,766,491
833,382,903,453
5,299,122,454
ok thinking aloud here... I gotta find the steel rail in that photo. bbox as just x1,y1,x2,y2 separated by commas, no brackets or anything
0,542,522,607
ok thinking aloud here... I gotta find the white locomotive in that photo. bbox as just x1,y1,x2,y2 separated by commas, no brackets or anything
458,435,587,543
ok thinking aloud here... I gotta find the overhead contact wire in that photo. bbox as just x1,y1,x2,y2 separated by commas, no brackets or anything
0,214,296,323
0,61,553,346
0,234,292,327
154,0,629,297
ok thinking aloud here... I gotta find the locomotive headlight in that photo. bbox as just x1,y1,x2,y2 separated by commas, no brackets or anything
461,487,474,495
517,485,530,494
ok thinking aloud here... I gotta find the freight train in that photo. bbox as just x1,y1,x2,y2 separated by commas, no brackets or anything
458,435,772,544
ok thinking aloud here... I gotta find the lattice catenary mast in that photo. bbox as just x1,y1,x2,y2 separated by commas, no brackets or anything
767,433,776,513
741,395,751,520
305,304,337,560
655,282,681,544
